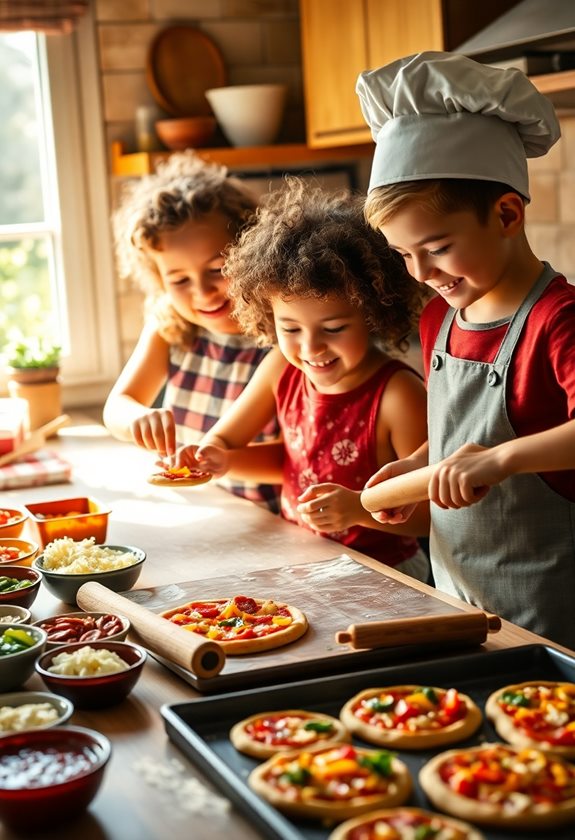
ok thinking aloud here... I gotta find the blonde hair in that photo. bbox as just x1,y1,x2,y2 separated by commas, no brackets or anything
225,177,424,349
113,151,258,346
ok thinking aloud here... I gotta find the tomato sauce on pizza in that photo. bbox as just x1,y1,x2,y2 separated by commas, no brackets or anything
230,709,349,758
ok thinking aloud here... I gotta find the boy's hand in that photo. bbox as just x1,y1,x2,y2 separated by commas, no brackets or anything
297,483,362,532
431,443,492,508
171,443,230,478
131,409,176,458
363,460,419,524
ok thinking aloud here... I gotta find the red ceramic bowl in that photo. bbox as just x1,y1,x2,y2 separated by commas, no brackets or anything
35,640,147,709
0,565,42,609
0,725,111,831
0,507,27,539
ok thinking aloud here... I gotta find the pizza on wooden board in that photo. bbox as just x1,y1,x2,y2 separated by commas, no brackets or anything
340,685,482,749
147,465,212,486
249,743,411,821
328,807,485,840
486,679,575,758
230,710,349,759
419,742,575,829
161,594,308,654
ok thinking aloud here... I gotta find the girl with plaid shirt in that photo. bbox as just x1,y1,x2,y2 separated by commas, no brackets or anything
103,152,280,511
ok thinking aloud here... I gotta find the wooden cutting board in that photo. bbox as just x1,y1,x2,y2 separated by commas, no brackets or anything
121,554,488,693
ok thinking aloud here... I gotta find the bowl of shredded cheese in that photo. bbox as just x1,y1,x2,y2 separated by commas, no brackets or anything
32,538,146,605
35,640,147,708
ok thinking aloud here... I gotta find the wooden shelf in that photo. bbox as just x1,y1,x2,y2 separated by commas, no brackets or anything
111,140,374,177
531,69,575,95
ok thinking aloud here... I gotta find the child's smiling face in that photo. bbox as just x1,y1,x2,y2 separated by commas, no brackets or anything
272,292,378,394
380,199,518,319
151,212,240,334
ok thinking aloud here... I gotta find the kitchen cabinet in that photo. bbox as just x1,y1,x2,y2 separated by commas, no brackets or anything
299,0,526,148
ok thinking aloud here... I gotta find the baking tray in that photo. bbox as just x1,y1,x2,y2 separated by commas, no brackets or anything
124,554,482,693
162,644,575,840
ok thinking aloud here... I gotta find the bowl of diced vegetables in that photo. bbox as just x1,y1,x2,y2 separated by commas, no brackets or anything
0,565,42,609
0,508,27,539
0,624,47,692
0,538,39,568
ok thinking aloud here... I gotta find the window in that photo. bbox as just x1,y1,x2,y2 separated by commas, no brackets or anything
0,13,119,405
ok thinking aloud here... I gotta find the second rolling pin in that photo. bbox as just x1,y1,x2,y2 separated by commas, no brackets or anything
76,581,225,679
360,465,435,512
336,610,502,650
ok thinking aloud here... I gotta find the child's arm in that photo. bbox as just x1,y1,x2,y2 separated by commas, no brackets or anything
103,325,177,457
429,418,575,508
298,368,430,536
171,348,287,480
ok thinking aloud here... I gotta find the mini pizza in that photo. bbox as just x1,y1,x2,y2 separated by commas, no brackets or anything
230,710,349,759
486,679,575,758
147,465,212,486
328,807,485,840
340,685,482,750
161,594,308,654
248,743,411,821
419,742,575,829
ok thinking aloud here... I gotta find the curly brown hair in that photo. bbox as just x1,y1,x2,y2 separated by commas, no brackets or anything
225,177,424,350
113,151,258,346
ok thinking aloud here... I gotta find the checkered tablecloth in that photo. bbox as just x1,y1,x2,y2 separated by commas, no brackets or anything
0,449,72,489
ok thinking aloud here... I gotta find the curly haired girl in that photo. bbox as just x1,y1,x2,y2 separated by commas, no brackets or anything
103,151,280,511
171,177,430,578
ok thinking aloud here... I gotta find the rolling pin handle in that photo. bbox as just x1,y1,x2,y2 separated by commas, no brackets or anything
486,613,502,632
335,631,352,644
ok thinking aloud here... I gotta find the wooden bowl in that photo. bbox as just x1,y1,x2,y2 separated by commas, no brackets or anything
155,116,216,150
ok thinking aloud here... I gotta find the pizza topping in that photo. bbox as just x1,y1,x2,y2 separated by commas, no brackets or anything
438,745,575,810
155,466,211,481
496,682,575,745
263,745,401,802
245,714,336,747
340,809,475,839
165,595,295,642
352,687,466,733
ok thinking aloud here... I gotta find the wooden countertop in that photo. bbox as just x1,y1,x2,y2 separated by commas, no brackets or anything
0,414,563,840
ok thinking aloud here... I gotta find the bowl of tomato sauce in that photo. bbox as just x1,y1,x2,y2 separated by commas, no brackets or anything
0,725,111,830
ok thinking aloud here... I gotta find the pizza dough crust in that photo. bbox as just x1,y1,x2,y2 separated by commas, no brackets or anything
230,709,350,759
486,679,575,758
328,807,486,840
147,469,212,487
419,743,575,829
340,685,482,749
249,745,412,821
161,598,308,654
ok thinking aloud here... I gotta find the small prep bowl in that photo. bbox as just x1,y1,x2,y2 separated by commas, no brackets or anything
32,544,146,605
0,690,73,734
36,640,147,708
0,565,42,609
0,604,32,625
0,537,39,567
24,496,111,549
0,624,47,692
0,507,27,538
0,725,111,831
155,115,216,149
33,611,131,649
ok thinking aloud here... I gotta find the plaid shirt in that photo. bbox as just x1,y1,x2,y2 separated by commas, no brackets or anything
165,327,281,512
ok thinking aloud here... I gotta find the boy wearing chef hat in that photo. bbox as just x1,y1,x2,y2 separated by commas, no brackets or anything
357,51,575,648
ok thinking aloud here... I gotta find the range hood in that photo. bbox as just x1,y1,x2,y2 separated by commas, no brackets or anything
456,0,575,64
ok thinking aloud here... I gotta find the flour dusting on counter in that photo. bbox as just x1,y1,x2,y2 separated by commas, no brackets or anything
132,756,231,817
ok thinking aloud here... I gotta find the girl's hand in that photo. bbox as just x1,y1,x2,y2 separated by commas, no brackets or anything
297,483,363,532
130,409,176,458
172,443,230,478
430,443,492,508
363,460,418,525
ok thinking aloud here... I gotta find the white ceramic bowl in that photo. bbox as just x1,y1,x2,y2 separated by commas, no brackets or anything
205,84,287,147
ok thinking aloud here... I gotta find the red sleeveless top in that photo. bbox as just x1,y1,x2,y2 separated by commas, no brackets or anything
276,358,419,566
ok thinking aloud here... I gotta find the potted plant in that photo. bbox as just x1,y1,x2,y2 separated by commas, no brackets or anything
5,338,62,430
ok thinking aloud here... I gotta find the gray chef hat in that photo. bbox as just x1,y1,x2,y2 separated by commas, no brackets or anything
356,51,560,200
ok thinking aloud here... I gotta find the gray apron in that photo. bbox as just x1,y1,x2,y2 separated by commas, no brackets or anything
428,263,575,648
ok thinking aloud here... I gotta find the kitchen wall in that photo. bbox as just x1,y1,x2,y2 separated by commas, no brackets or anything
93,1,575,366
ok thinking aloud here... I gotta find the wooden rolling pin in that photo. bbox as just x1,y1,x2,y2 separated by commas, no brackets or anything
360,465,435,512
336,610,502,650
76,581,226,680
0,414,70,468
